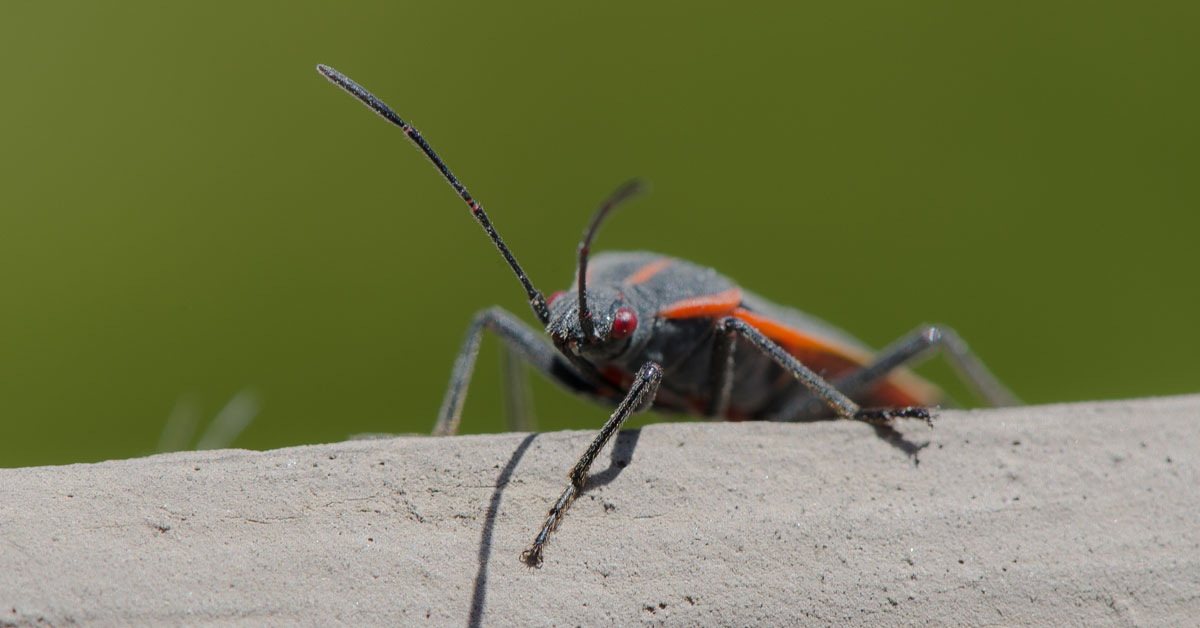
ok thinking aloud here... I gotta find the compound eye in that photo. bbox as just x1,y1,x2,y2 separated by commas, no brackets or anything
547,290,567,307
611,308,638,339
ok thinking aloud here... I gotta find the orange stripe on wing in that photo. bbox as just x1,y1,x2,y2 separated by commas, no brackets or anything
623,257,673,286
658,288,744,319
731,308,873,364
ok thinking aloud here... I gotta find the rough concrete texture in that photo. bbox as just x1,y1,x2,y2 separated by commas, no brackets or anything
1,396,1197,627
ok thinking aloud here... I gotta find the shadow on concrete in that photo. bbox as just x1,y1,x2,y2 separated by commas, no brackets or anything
468,433,537,628
467,428,644,627
870,422,930,465
585,428,643,490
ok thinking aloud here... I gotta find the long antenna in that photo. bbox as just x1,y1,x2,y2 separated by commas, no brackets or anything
316,64,550,325
577,180,645,340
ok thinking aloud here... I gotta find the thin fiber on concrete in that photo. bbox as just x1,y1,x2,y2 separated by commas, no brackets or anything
1,396,1197,627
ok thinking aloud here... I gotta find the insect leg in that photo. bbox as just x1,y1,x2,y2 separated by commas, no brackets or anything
499,344,536,433
849,324,1018,405
714,317,931,425
705,321,737,417
777,324,1019,422
521,362,662,568
433,307,605,436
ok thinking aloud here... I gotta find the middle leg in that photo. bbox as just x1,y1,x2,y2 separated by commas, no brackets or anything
709,317,932,425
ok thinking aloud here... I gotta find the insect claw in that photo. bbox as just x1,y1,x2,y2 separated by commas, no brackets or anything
923,406,940,428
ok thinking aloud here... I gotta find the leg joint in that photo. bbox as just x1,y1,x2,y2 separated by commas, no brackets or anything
716,316,742,335
637,362,664,384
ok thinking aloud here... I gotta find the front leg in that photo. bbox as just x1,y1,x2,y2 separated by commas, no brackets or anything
521,362,663,568
432,307,606,436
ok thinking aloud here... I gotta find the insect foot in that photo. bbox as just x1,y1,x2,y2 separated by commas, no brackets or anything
854,406,937,428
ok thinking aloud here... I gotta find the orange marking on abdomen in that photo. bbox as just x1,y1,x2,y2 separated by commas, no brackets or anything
600,366,633,390
623,258,674,286
658,288,744,319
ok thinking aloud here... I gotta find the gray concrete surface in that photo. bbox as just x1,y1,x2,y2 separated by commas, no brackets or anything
1,396,1197,627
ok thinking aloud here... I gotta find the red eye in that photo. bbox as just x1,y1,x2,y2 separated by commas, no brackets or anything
547,290,566,306
611,308,638,339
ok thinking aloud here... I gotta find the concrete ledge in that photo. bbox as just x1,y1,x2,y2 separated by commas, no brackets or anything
2,396,1197,626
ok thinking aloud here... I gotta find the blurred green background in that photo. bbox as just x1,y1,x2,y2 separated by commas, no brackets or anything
2,2,1197,468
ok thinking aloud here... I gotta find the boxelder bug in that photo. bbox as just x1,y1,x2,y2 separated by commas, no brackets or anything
316,65,1019,568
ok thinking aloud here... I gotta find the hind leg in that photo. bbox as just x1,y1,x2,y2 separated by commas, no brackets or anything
776,324,1019,422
